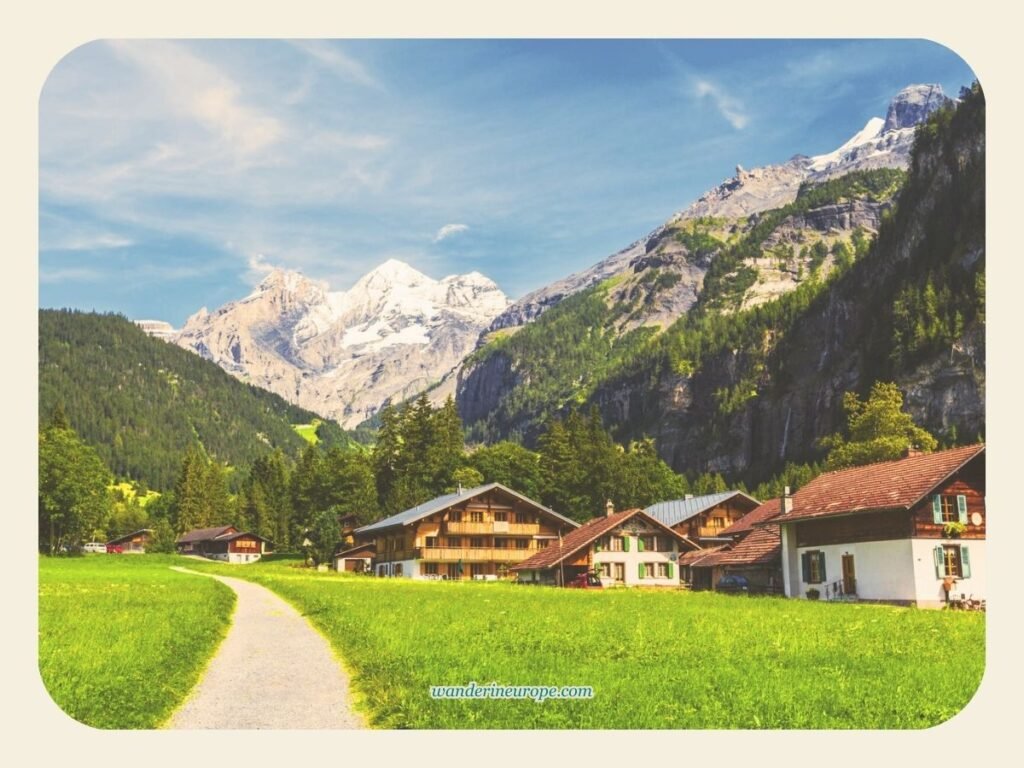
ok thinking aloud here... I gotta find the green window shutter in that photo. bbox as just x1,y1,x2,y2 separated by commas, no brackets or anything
801,552,810,583
623,536,630,552
638,537,645,552
667,562,674,580
960,546,972,578
933,545,946,578
638,562,645,579
932,495,943,524
818,552,826,583
957,495,968,523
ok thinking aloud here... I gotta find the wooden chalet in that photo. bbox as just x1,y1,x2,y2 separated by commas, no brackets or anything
353,483,579,580
770,444,986,607
333,542,375,573
644,491,762,545
106,528,152,554
176,525,272,564
512,503,700,587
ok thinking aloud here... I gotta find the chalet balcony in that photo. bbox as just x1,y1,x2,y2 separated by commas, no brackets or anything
378,546,537,562
444,521,539,535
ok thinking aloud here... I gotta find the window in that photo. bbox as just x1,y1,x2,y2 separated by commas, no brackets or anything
470,511,484,523
447,536,461,548
470,537,485,548
655,562,668,578
515,511,530,524
935,545,972,579
494,538,508,549
644,562,656,578
515,538,529,549
494,511,508,522
536,539,549,549
394,563,403,577
613,563,625,582
640,535,656,551
423,563,439,575
608,536,624,552
448,563,461,579
708,516,727,531
471,563,485,577
425,536,438,549
931,494,968,524
449,511,462,523
598,562,611,578
801,551,826,584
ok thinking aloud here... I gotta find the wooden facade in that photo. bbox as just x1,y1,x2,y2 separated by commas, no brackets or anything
672,498,758,540
358,485,577,580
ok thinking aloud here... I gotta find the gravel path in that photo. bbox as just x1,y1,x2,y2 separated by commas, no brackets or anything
164,567,365,729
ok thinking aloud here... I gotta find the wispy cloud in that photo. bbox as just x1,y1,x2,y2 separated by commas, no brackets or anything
434,223,469,242
693,78,749,130
288,40,381,90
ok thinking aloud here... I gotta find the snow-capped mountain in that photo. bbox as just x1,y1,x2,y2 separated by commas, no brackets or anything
489,84,949,331
173,259,510,427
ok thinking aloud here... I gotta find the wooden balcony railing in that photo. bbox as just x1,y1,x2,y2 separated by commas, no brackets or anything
444,521,541,535
375,546,536,562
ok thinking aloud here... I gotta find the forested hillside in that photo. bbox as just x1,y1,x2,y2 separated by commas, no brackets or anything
39,310,355,489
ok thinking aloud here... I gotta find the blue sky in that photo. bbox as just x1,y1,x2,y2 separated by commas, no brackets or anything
39,39,976,326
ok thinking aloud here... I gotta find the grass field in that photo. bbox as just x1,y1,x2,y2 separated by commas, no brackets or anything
38,555,235,729
293,420,321,444
184,556,985,729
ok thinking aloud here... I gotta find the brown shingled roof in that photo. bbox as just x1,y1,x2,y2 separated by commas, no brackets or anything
177,525,236,544
678,546,726,567
708,526,781,566
511,508,698,571
769,444,985,524
719,498,782,537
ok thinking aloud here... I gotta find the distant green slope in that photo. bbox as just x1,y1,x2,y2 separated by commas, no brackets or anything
39,310,356,489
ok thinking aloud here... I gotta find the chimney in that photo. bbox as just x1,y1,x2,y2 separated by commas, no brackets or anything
781,486,793,515
904,445,923,459
457,483,463,496
605,500,615,517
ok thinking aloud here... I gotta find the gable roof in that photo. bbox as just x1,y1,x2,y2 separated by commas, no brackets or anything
355,483,579,535
106,528,153,545
678,545,727,567
720,499,782,537
704,525,781,567
511,508,698,571
770,444,985,524
644,491,761,529
213,530,271,543
334,542,376,558
177,525,236,544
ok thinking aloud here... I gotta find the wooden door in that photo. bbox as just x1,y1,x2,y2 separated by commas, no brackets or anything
842,554,856,595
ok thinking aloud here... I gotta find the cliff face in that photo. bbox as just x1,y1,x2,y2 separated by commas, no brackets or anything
590,87,985,480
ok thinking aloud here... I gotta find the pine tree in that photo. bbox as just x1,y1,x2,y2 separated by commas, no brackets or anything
172,446,207,535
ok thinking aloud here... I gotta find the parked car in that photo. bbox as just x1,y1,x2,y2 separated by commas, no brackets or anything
82,542,107,554
106,543,124,554
566,573,603,589
715,574,750,594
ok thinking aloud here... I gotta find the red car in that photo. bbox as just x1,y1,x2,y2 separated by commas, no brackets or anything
106,543,124,554
566,573,603,589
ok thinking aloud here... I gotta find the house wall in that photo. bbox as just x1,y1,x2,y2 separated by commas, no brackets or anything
791,539,915,601
910,538,986,608
207,551,262,564
592,530,680,587
334,556,372,573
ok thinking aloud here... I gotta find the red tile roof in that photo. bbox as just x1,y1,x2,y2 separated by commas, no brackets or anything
511,508,697,571
677,545,726,566
769,444,985,524
719,499,782,536
707,526,781,566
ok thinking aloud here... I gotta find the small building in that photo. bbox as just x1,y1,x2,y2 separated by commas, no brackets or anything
771,444,986,608
334,542,375,573
354,483,579,580
512,503,700,587
644,491,762,546
106,528,152,554
176,525,272,564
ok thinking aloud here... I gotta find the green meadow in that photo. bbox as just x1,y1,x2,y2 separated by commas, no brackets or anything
185,556,985,729
38,555,235,729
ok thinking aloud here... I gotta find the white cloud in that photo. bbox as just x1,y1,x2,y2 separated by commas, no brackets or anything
694,79,749,130
434,223,469,243
288,40,381,89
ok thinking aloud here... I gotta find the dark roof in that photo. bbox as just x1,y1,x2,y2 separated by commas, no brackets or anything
335,542,375,558
213,530,271,543
644,491,761,528
355,482,578,535
177,526,236,544
705,526,781,567
720,499,782,537
769,444,985,524
106,529,153,545
511,508,698,571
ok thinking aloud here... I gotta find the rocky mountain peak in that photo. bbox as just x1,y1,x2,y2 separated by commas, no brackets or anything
883,84,947,133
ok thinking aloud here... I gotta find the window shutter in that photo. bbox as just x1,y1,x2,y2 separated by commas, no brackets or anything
932,495,943,524
801,552,810,583
638,562,645,579
960,546,972,579
638,537,645,552
623,536,630,552
933,545,945,578
818,552,826,582
957,495,968,524
667,562,674,580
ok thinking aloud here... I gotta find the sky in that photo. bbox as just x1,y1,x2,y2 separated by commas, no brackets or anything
39,39,977,326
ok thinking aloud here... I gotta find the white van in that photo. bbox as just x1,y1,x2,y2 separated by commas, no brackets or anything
82,542,107,554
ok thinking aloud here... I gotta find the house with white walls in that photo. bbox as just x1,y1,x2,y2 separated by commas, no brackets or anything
770,444,985,608
512,502,700,586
